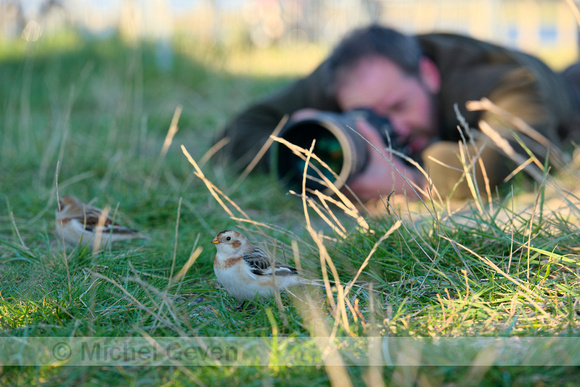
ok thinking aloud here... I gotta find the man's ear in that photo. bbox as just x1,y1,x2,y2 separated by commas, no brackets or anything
419,57,441,93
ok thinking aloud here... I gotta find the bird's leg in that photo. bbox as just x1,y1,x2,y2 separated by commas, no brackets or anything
235,301,246,311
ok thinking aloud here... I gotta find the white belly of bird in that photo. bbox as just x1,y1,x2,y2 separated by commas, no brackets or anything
56,220,114,248
214,262,298,301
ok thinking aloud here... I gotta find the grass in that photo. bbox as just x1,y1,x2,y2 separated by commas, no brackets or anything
1,30,579,386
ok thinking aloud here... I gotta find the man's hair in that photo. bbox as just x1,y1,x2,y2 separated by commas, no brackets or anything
324,25,423,97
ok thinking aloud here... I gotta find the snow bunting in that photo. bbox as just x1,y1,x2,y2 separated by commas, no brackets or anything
55,196,147,248
212,230,312,307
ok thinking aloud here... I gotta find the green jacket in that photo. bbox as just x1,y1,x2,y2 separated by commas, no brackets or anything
217,33,579,169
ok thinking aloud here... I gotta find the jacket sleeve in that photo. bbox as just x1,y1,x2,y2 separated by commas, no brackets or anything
472,66,570,173
214,61,341,170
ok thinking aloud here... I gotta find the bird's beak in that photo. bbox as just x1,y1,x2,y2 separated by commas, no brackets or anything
211,238,219,245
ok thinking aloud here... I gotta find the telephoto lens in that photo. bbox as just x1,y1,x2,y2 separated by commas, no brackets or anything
273,108,395,194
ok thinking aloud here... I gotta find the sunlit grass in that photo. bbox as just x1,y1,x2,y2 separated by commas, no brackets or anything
173,33,328,77
221,43,328,76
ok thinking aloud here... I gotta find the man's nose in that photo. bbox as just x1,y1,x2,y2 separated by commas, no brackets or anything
389,116,410,138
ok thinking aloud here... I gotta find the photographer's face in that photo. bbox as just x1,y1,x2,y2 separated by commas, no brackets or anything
336,56,440,153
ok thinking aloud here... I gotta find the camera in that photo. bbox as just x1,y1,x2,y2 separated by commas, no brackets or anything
273,108,400,194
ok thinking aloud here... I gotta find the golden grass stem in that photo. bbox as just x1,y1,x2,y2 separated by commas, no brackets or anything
198,137,230,166
469,98,567,165
55,161,72,303
8,209,29,254
92,206,110,253
343,220,401,299
477,156,493,207
170,246,203,286
167,197,182,285
181,145,252,220
273,135,370,231
299,140,349,329
291,240,303,272
478,120,545,183
312,191,348,234
305,198,347,238
161,105,183,158
294,294,353,387
458,142,484,214
268,241,291,329
235,115,288,186
146,105,182,189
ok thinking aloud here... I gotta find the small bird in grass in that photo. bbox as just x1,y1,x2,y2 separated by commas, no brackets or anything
212,230,313,309
55,196,147,248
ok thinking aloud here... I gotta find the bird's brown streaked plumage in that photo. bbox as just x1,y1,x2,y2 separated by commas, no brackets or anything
211,230,313,305
55,195,147,249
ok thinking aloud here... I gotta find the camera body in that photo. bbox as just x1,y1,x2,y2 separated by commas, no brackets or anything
273,108,398,194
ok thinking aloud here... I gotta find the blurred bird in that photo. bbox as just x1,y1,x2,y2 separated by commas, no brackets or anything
212,230,313,309
55,195,147,248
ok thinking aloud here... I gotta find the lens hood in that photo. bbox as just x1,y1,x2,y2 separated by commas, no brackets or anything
274,109,393,194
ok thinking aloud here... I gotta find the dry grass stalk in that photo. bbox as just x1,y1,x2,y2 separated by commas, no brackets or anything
477,156,493,209
345,126,447,216
166,196,183,289
386,147,444,206
288,188,368,232
91,267,225,372
364,282,386,386
298,142,336,312
259,240,291,329
170,246,203,286
146,105,183,190
477,120,546,183
293,291,353,387
272,136,343,191
198,137,230,166
302,195,348,238
160,105,183,158
129,263,203,334
272,135,370,231
181,145,252,220
55,161,73,303
91,205,110,253
139,332,208,385
291,239,303,272
235,115,289,186
300,142,353,332
467,98,567,168
88,270,178,329
522,171,551,281
343,220,401,299
425,154,471,215
503,158,536,183
312,190,348,235
453,104,494,208
8,209,29,253
228,216,310,249
458,141,484,213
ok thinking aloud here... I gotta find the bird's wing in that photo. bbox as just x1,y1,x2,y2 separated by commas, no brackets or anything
243,246,271,276
73,214,138,235
243,246,298,276
272,262,299,276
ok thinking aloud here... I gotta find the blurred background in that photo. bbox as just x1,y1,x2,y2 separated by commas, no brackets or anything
1,0,579,71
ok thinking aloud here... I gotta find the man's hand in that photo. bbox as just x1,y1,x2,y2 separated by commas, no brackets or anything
345,118,422,201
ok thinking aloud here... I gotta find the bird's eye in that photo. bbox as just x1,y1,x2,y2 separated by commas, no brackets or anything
226,236,231,241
